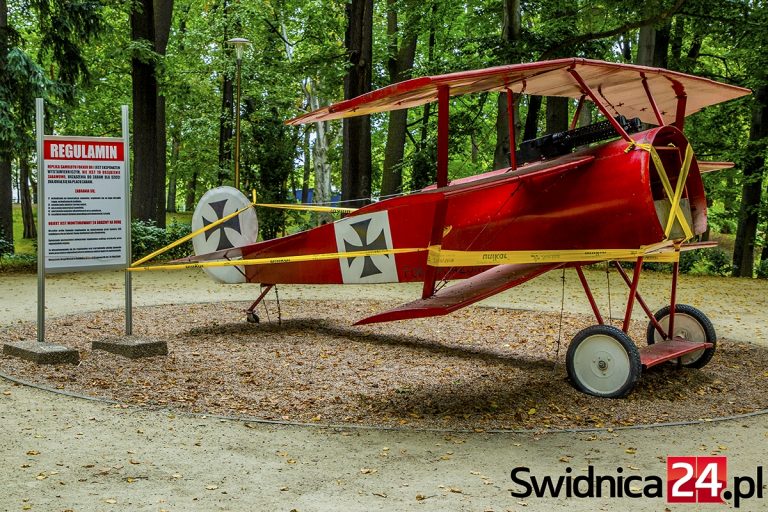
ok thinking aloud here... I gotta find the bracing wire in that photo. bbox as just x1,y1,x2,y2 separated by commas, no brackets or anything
606,262,613,325
554,267,566,370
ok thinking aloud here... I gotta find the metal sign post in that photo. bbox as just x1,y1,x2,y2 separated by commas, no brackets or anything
122,105,132,336
35,99,46,344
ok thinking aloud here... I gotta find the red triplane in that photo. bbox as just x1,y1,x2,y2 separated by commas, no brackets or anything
169,58,750,398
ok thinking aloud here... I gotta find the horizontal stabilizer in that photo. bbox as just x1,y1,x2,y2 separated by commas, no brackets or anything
698,161,734,173
355,263,559,325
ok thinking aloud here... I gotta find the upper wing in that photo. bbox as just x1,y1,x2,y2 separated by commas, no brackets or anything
287,58,750,127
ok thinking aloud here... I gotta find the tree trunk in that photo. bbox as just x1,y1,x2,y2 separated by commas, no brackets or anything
0,158,11,254
19,156,35,239
381,0,417,197
0,0,13,254
636,25,655,66
342,0,373,207
130,0,173,228
184,170,197,212
733,84,768,277
653,21,671,69
166,133,179,213
522,95,542,141
621,33,632,62
303,82,333,223
669,17,684,70
493,0,521,169
218,76,233,186
410,2,437,191
216,0,233,186
546,97,569,135
301,126,310,204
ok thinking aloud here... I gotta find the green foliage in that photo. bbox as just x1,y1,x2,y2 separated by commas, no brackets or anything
0,253,36,272
0,229,13,256
3,0,765,280
756,259,768,279
645,247,735,276
684,248,734,277
131,219,192,261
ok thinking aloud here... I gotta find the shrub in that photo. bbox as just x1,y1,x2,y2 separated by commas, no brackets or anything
163,219,193,260
678,250,700,274
131,220,192,262
0,253,36,272
704,247,733,276
757,259,768,279
0,231,13,256
687,248,732,276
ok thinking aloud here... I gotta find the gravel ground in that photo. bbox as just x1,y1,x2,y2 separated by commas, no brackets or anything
2,299,767,431
1,269,767,511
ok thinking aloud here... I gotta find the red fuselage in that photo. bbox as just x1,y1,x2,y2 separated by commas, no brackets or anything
241,125,705,286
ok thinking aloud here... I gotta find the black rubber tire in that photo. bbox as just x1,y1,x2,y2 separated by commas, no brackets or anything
566,325,642,398
646,304,716,369
246,312,260,324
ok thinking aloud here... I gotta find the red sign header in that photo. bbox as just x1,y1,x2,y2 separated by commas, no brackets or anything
44,140,124,161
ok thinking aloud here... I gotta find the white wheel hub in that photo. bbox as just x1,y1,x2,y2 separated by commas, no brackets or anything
572,333,631,395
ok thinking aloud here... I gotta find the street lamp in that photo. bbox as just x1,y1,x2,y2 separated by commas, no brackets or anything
227,37,250,190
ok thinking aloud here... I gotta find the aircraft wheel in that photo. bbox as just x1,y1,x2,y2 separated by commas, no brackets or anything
566,325,641,398
246,311,260,324
646,304,716,368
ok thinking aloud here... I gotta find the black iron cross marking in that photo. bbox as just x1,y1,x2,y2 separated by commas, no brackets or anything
203,199,242,251
343,218,389,278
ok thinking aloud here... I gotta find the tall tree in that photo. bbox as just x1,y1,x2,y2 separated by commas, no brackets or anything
0,0,11,253
131,0,173,227
342,0,373,206
0,0,102,254
493,0,522,170
409,1,437,191
733,84,767,277
215,0,234,186
380,0,418,197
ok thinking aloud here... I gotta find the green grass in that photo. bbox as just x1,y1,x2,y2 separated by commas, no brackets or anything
167,211,193,225
11,204,37,255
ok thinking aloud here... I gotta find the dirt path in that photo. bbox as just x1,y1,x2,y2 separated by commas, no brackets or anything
1,269,767,511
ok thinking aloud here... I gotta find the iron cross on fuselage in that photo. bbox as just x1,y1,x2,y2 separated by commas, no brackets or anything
343,218,390,278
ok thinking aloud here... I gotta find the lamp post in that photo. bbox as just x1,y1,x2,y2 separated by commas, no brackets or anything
227,37,250,190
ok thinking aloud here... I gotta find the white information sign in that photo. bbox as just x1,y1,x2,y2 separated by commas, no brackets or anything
42,135,128,271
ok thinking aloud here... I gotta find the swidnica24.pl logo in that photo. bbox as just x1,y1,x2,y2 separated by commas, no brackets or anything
510,456,764,508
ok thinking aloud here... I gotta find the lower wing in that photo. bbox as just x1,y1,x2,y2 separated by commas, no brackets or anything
355,262,560,325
